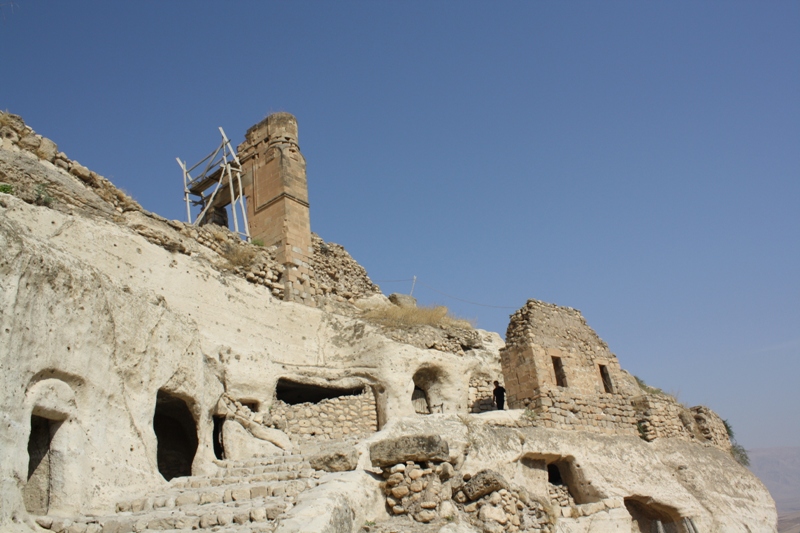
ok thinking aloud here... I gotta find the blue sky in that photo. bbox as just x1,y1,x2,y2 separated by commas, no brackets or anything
2,1,798,449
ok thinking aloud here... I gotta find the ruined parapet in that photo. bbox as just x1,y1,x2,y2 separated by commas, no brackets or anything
0,111,141,214
310,233,381,301
238,113,313,303
501,299,734,449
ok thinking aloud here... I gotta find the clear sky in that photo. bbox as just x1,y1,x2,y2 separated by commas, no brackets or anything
2,1,798,449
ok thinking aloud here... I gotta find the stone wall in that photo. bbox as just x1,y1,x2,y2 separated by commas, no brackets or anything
0,112,142,214
310,234,381,301
501,299,732,450
524,388,640,437
270,390,378,442
469,376,503,413
691,406,732,451
502,300,640,401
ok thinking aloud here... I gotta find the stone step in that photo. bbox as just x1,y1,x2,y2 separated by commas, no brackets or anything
168,467,312,490
213,454,307,469
41,497,288,532
116,478,316,514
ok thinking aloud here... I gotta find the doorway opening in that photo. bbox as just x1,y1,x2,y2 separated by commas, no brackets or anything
23,415,61,515
153,390,198,481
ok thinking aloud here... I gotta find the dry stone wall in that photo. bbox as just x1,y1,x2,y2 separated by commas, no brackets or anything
691,406,732,451
311,233,381,301
469,376,504,413
0,112,142,215
271,390,378,442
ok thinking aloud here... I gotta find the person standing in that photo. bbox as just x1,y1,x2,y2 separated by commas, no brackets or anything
493,381,506,410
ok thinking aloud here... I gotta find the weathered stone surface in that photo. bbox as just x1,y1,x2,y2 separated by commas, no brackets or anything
309,447,359,472
388,293,417,308
36,137,58,162
462,469,509,501
0,112,778,533
369,434,449,467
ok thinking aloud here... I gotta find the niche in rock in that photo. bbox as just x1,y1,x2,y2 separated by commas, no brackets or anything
412,366,445,415
624,498,684,533
153,390,198,481
275,378,364,405
212,415,225,460
23,415,61,515
546,459,599,505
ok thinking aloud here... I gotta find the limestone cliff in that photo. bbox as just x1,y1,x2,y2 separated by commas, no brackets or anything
0,113,777,533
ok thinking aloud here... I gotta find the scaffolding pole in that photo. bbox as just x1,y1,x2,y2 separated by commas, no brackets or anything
177,128,250,241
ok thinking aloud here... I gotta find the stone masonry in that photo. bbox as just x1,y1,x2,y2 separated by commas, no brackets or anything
238,113,313,303
501,299,733,448
271,390,378,443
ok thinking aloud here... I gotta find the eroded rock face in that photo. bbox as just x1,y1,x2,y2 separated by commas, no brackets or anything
0,115,777,532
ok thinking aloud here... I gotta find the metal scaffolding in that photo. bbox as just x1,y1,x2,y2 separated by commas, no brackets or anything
177,127,250,240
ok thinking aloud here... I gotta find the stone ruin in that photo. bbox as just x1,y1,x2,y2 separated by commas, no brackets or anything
0,110,778,532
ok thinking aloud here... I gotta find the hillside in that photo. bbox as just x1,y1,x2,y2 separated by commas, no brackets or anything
0,111,779,532
750,447,800,514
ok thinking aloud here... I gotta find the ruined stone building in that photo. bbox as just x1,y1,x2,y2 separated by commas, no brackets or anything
0,111,777,533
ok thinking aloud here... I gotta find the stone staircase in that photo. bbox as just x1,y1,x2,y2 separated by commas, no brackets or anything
33,453,322,533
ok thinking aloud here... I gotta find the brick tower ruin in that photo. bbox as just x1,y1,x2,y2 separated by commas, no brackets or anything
238,113,313,302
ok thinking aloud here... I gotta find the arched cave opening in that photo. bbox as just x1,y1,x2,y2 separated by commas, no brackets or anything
275,378,364,405
412,366,445,414
23,415,61,515
624,498,684,533
153,390,198,481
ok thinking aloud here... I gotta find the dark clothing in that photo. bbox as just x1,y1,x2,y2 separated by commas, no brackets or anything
493,386,506,410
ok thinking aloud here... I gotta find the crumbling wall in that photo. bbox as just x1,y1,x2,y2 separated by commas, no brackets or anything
310,234,381,301
271,390,378,441
633,395,696,442
0,112,141,216
691,406,732,451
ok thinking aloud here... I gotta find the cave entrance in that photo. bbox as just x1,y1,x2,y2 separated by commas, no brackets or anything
275,378,364,405
625,498,685,533
23,415,61,515
153,390,197,481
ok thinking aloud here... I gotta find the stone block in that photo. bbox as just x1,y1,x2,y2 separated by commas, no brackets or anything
462,469,509,501
308,445,359,472
388,293,417,308
370,434,449,467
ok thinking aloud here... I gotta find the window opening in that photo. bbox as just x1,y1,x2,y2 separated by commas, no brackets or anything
599,364,614,393
275,378,364,405
24,415,59,515
153,390,198,481
552,357,568,388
